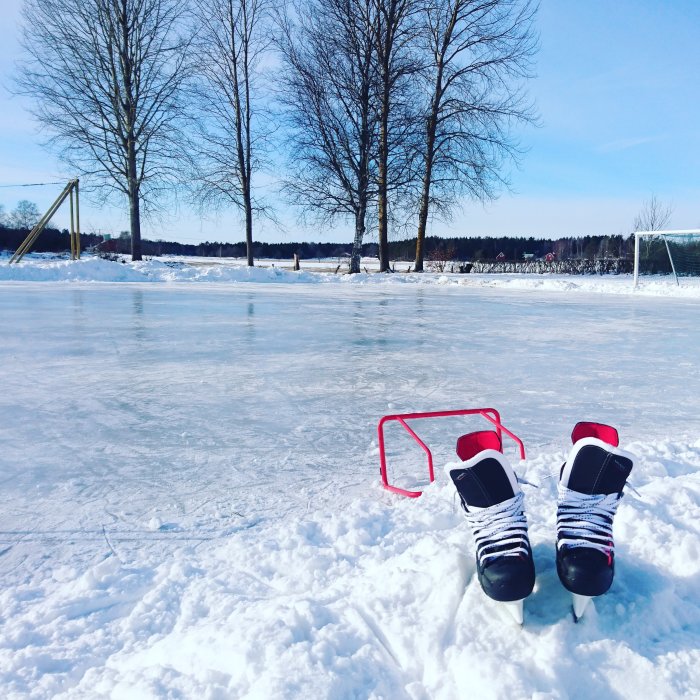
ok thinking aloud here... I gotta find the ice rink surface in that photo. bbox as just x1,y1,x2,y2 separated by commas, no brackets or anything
1,271,700,698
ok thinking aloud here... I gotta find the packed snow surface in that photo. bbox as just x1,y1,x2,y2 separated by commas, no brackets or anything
1,255,699,698
1,252,700,297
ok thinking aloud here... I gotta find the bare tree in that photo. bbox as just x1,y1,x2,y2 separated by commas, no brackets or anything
373,0,422,272
191,0,273,267
0,204,8,227
413,0,537,272
277,0,380,274
16,0,192,261
10,200,41,229
633,194,673,232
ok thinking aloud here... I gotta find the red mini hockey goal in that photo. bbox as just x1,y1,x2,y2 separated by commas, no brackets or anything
377,407,526,498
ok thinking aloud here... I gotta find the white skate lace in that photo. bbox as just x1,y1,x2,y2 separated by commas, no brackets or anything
464,491,530,567
557,483,622,555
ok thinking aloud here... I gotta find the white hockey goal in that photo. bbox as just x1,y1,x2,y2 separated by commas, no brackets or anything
633,229,700,287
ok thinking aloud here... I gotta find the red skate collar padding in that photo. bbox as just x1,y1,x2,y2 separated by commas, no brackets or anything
456,430,503,461
571,421,619,447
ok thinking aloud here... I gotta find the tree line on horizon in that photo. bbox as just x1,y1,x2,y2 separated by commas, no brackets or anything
94,232,637,263
4,216,696,276
15,0,538,273
4,194,692,276
0,216,639,265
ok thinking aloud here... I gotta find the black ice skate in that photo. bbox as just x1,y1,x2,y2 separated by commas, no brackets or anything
557,422,634,621
448,430,535,624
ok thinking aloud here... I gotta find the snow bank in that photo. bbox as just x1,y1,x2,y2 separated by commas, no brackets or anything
1,253,699,297
1,440,699,698
0,256,318,285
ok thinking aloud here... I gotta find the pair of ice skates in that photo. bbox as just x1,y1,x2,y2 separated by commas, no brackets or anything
447,422,634,624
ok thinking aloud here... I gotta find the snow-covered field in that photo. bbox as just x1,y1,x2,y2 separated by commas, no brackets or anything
1,254,699,698
2,252,700,298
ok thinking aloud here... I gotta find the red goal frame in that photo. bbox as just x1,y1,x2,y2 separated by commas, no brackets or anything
377,408,526,498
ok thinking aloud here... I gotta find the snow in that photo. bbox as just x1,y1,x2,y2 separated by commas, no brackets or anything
1,254,700,698
1,252,700,297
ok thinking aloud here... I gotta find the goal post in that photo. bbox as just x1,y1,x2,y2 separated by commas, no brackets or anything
633,229,700,288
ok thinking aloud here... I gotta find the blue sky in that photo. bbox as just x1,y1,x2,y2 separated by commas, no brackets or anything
1,0,700,244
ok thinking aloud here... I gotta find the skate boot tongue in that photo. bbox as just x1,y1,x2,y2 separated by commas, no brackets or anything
450,453,517,509
562,440,633,496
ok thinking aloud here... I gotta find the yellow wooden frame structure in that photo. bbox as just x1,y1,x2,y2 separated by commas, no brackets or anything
9,179,81,264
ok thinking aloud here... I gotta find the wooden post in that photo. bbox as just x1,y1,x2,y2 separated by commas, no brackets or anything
69,186,76,260
293,253,300,271
75,179,80,259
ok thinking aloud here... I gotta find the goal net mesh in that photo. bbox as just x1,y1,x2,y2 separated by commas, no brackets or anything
637,233,700,277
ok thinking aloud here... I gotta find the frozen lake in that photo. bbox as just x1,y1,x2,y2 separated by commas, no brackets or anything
1,278,700,698
2,283,699,537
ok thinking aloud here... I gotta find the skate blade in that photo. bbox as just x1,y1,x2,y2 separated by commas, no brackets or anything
501,599,524,626
572,593,593,622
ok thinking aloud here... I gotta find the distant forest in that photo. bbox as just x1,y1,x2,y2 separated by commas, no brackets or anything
0,224,635,264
